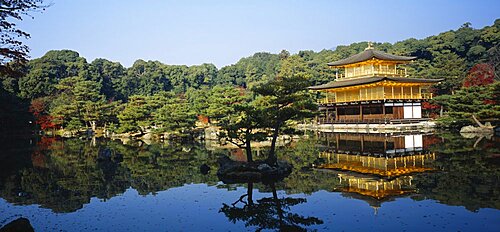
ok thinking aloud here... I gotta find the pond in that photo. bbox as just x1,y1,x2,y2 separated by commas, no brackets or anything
0,132,499,231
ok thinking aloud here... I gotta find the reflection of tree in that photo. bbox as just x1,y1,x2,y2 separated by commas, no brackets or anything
412,133,500,211
0,137,221,212
276,137,341,194
0,138,131,212
1,132,498,214
220,182,323,231
117,142,220,195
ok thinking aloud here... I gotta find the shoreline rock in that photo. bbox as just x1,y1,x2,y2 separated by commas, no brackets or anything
460,125,494,137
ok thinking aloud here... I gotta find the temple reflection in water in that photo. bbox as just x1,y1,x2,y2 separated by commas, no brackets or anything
315,132,436,212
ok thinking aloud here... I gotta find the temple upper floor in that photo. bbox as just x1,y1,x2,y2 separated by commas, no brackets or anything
328,44,416,80
340,62,408,79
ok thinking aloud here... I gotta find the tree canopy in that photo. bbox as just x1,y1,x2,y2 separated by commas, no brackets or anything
0,19,499,134
0,0,48,74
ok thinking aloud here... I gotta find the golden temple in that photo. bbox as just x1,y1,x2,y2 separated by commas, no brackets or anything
309,44,442,124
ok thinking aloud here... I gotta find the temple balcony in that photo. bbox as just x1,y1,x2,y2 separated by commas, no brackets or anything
318,92,433,104
338,69,408,79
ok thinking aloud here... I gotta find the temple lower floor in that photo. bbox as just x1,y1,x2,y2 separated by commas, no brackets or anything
318,102,425,124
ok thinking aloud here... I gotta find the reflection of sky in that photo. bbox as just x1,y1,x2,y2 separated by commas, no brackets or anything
1,184,499,232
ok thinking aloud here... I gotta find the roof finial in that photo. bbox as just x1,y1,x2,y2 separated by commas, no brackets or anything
365,41,374,50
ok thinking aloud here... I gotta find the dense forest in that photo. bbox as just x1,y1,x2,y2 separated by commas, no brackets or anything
0,19,499,135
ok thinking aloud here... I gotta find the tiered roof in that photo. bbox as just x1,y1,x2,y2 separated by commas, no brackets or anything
308,76,441,90
310,45,442,90
328,48,416,67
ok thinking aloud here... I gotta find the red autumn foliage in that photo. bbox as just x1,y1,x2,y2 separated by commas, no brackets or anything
197,115,210,124
463,63,495,87
422,102,440,119
29,98,46,116
29,98,59,130
422,101,440,110
483,99,496,105
36,115,58,130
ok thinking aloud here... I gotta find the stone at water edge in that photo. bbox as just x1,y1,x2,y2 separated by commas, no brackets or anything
460,125,493,134
0,218,34,232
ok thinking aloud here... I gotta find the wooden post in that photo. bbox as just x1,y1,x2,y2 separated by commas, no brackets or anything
335,106,338,122
360,105,363,121
382,103,386,120
361,135,364,152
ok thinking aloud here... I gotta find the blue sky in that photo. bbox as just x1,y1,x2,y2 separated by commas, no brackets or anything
18,0,500,67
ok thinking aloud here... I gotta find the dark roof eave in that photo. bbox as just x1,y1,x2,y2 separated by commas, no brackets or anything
308,77,443,90
327,49,417,67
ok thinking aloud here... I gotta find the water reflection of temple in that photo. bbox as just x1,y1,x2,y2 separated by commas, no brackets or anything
316,133,436,212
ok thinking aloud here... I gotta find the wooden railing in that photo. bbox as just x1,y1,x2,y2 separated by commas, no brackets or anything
316,117,432,124
338,69,407,79
318,93,433,104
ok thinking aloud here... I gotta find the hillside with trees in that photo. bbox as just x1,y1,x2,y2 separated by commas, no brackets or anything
0,19,499,135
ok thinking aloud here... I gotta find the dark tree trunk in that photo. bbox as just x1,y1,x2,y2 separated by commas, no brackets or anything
267,123,280,166
271,182,284,228
247,182,254,206
245,138,253,162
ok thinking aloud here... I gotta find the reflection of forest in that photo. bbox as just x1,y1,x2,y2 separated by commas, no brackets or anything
0,137,220,213
0,132,498,213
411,133,500,211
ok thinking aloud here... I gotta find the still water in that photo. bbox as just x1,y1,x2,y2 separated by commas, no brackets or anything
0,132,499,231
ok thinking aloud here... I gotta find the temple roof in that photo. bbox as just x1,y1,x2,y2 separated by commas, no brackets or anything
308,76,442,90
327,49,416,67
